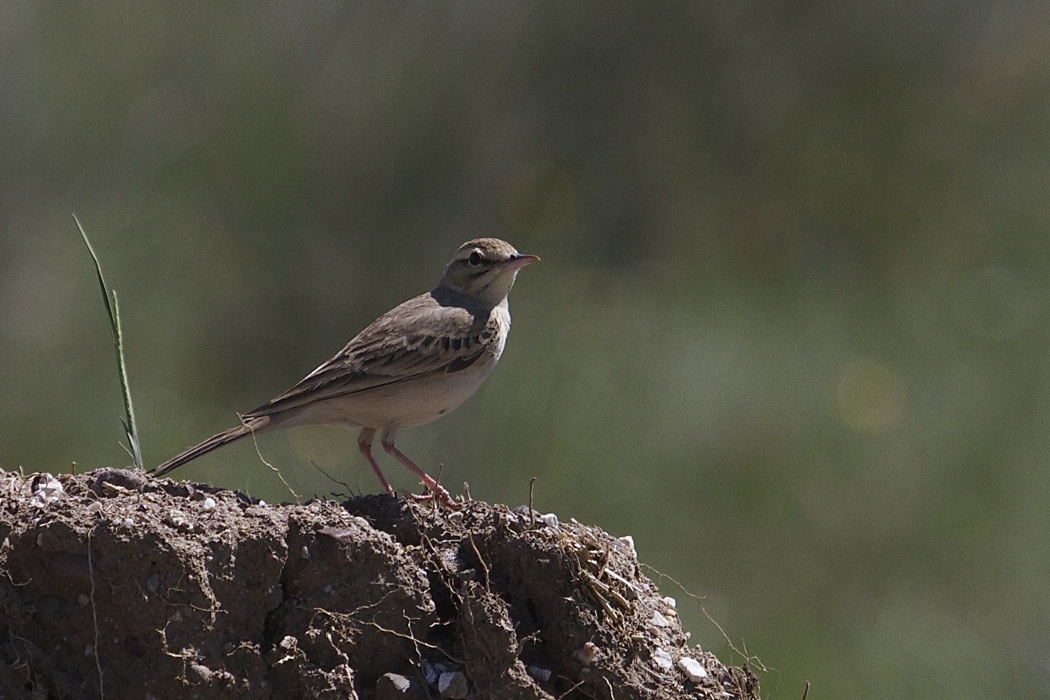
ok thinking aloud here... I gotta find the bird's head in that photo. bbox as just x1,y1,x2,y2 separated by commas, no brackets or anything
438,238,539,306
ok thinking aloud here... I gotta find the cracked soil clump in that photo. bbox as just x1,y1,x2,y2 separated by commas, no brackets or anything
0,469,759,699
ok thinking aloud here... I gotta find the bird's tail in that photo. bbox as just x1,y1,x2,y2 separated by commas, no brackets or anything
150,415,270,477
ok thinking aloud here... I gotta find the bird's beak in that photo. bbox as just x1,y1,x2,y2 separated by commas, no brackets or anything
503,253,540,271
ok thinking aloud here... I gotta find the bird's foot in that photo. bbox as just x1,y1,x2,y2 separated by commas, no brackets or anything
407,484,461,509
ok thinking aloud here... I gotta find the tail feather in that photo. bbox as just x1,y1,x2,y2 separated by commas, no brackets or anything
151,416,270,477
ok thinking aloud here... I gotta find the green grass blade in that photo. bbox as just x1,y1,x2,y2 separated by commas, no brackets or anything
73,214,144,470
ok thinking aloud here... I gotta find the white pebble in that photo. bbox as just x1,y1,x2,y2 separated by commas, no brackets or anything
573,641,599,666
677,657,708,682
438,670,468,698
30,474,64,507
540,513,559,528
618,535,637,558
652,648,673,671
201,497,216,513
651,611,670,627
663,595,677,609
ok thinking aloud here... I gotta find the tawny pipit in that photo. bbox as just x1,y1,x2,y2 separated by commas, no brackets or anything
151,238,538,502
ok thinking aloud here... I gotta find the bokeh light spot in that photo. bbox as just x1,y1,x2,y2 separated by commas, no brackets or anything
836,360,905,432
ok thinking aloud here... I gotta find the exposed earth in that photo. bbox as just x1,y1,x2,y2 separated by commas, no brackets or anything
0,468,759,699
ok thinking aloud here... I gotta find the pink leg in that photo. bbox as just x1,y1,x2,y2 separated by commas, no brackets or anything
379,428,454,504
357,428,396,497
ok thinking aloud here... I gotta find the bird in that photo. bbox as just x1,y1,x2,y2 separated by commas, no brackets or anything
150,237,538,503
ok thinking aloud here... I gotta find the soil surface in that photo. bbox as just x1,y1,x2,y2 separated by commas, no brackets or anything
0,468,759,700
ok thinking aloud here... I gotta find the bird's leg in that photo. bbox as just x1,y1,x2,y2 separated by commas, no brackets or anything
356,428,396,497
379,428,455,504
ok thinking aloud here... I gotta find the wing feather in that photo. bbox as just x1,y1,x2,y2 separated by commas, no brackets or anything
247,290,498,418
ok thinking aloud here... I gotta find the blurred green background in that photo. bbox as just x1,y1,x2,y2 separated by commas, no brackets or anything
3,4,1049,697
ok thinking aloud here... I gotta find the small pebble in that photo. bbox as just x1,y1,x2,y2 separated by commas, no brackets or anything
618,535,637,558
300,546,310,560
383,673,412,692
651,611,670,627
663,596,677,609
540,513,559,528
375,672,426,699
30,474,64,507
652,648,673,671
527,665,552,682
507,507,526,524
573,641,599,666
437,670,468,698
201,497,216,513
677,657,708,682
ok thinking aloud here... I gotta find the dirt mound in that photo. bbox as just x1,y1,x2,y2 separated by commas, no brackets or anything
0,468,758,699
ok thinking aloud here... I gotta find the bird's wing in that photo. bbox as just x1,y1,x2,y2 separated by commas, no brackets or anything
247,292,498,417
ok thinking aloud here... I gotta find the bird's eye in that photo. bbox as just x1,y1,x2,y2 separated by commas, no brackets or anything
467,251,484,266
